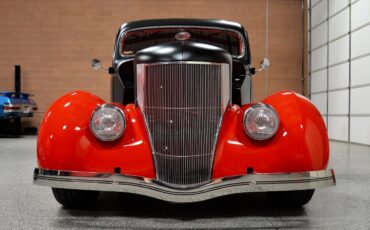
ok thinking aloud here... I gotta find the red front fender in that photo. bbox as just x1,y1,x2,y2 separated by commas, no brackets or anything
212,91,329,178
37,91,155,178
38,90,328,180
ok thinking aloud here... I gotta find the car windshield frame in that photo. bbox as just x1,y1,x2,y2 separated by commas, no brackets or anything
118,26,246,59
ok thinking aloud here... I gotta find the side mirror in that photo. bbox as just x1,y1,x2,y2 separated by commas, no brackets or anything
91,58,108,72
91,58,102,70
250,57,270,75
258,58,270,71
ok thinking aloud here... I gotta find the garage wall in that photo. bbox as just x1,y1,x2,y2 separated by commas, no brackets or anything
0,0,305,128
309,0,370,145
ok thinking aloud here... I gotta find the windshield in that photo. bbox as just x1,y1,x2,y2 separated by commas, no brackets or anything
121,27,243,56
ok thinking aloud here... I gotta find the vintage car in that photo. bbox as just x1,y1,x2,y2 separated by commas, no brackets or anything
0,92,37,119
33,19,335,208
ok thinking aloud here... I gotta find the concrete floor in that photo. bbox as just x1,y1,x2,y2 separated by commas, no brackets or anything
0,136,369,229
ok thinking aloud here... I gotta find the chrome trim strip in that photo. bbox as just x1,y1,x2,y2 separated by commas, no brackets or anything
116,25,246,59
3,103,35,113
3,109,23,113
34,168,336,203
115,57,134,67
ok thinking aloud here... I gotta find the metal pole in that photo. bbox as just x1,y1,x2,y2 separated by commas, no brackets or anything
348,0,352,142
14,65,21,134
15,65,21,93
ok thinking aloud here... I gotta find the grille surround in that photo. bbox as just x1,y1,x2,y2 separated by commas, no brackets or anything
137,62,230,188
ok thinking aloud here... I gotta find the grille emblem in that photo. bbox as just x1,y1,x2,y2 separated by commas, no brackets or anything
175,32,191,41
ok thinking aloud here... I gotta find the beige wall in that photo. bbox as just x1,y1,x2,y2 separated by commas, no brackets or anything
0,0,306,128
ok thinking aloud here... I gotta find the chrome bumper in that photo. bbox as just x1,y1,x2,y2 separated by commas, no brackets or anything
33,168,336,203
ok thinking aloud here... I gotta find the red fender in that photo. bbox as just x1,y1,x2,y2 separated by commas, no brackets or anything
38,90,328,180
37,91,155,178
212,91,329,178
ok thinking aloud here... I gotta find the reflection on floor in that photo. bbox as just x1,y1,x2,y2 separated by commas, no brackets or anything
0,136,369,229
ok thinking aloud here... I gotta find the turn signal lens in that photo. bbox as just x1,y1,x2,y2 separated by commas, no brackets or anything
243,103,279,140
90,104,125,141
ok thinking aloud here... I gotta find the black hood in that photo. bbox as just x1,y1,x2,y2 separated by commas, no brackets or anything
134,41,232,65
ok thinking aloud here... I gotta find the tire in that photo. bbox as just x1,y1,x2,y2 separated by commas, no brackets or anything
267,189,315,208
52,188,99,208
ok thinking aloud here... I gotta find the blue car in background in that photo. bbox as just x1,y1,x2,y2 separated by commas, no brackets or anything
0,92,37,119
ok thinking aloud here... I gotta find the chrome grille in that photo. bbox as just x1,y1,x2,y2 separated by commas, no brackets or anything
137,62,229,188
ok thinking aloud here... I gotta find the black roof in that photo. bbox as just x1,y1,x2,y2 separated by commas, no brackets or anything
119,19,245,34
114,19,251,63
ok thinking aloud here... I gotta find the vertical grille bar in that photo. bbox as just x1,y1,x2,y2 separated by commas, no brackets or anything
138,63,228,188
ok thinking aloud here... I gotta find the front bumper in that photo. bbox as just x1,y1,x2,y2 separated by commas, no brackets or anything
33,168,336,203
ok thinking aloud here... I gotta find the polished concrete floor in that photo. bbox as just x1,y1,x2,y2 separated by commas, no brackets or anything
0,136,369,229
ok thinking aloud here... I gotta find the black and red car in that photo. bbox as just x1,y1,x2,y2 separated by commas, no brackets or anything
33,19,335,208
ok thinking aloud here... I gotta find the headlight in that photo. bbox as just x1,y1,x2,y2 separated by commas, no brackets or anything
243,103,279,140
90,104,126,141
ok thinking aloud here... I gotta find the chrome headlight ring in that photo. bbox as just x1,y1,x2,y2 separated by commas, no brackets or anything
90,104,126,141
243,103,280,141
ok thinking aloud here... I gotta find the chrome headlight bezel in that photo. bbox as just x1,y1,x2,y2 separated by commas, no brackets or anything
243,103,280,141
90,104,126,142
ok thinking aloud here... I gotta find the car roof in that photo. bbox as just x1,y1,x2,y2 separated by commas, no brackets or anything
119,18,246,34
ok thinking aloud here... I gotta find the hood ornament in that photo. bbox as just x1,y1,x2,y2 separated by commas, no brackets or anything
175,31,191,41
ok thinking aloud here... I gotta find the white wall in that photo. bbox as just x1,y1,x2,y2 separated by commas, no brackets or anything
309,0,370,145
